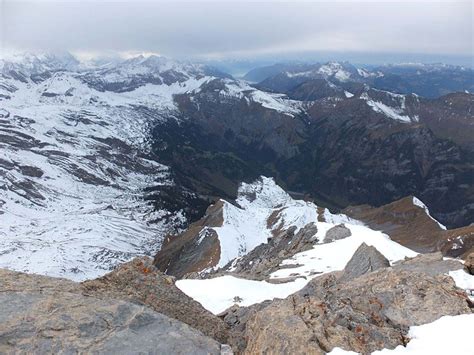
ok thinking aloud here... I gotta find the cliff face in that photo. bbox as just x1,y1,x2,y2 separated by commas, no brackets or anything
152,85,474,229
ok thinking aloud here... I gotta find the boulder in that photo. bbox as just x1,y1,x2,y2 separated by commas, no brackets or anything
464,252,474,275
323,223,351,243
340,242,390,281
219,302,272,352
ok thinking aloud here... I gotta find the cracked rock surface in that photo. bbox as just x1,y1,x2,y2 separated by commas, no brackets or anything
0,261,225,354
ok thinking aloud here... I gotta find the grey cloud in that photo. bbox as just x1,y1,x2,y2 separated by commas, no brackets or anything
1,1,472,59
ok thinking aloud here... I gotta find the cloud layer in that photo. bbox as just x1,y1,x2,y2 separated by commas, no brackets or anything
2,1,472,59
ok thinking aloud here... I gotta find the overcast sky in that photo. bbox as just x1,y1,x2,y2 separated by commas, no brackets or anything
1,0,472,64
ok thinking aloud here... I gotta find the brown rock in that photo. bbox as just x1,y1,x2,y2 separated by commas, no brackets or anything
235,258,471,354
464,252,474,275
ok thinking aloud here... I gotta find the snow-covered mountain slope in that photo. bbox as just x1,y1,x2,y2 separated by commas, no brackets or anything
0,54,233,280
0,53,316,281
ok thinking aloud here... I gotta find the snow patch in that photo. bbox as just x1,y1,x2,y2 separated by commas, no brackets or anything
362,94,412,122
371,314,474,354
176,275,307,314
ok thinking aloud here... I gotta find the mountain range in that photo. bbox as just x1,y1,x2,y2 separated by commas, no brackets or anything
1,52,473,279
0,52,473,354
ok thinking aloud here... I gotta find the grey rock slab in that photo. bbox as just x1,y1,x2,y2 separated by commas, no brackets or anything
0,291,221,354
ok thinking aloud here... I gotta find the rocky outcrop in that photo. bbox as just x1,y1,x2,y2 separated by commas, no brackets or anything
0,266,223,354
323,223,351,243
339,242,390,281
154,177,322,280
82,257,229,343
223,251,471,354
153,201,225,278
391,252,463,276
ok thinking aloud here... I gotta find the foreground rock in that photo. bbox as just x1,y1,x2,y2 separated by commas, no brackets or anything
222,251,472,354
82,257,229,343
0,267,222,354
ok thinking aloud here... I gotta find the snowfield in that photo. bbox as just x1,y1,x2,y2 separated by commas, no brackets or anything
0,54,217,280
371,314,474,354
176,275,307,314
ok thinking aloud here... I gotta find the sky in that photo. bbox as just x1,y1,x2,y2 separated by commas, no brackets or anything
1,0,473,66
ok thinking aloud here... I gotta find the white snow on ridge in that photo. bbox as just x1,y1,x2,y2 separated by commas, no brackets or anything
220,80,302,116
213,177,318,267
318,62,351,82
364,98,412,122
412,197,447,230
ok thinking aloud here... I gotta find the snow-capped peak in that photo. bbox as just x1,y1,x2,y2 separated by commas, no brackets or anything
0,51,80,75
